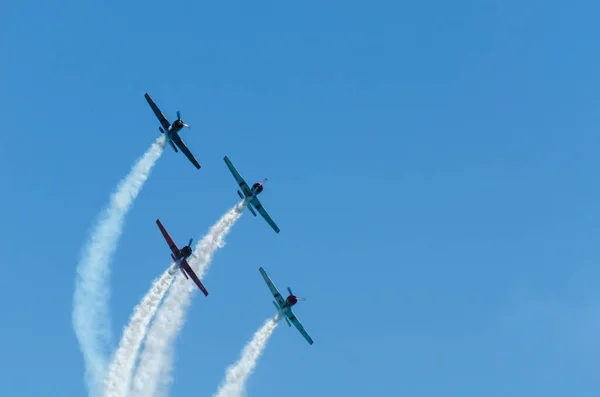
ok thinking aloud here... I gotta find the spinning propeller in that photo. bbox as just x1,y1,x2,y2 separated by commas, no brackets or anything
176,111,191,128
287,287,306,301
186,238,198,258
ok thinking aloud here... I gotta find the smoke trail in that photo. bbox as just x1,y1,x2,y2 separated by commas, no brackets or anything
212,317,278,397
73,135,166,397
103,266,175,397
130,201,245,397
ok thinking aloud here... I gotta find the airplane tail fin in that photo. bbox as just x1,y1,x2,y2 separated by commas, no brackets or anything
168,140,179,152
237,190,244,199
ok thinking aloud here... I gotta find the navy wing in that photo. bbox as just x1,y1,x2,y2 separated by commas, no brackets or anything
171,133,201,169
144,93,171,131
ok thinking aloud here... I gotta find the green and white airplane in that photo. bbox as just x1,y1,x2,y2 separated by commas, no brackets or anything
259,266,313,345
223,156,280,233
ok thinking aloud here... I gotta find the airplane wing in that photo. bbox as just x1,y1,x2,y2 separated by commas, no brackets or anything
258,267,285,306
181,260,209,296
250,197,280,233
223,156,252,196
156,219,181,257
286,310,314,345
144,93,171,131
171,133,201,169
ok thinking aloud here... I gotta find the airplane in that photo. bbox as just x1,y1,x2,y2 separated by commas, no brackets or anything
259,266,313,345
144,92,201,169
223,155,280,233
156,219,208,296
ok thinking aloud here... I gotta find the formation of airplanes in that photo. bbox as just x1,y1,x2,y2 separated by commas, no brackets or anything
145,93,312,345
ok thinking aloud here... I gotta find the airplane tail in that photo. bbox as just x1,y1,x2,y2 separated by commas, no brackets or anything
168,140,178,152
236,190,256,216
273,301,291,327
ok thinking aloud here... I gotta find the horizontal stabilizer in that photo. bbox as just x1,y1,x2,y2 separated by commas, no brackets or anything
169,140,179,152
237,190,245,199
247,203,257,217
159,127,165,133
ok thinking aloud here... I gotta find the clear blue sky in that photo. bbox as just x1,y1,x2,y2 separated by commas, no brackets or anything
3,0,600,396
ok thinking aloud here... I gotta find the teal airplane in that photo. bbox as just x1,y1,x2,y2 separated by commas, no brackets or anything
223,156,280,233
259,266,313,345
144,92,201,169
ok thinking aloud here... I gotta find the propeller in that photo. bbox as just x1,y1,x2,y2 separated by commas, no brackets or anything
188,238,193,247
287,286,306,301
176,110,190,128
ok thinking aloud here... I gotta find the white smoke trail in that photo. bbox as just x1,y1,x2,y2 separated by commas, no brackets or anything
130,201,245,397
212,317,278,397
103,266,175,397
73,135,166,397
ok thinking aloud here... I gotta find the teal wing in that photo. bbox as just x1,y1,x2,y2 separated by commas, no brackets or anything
259,267,285,306
171,133,201,169
224,156,252,195
144,93,171,130
287,310,314,345
250,197,280,233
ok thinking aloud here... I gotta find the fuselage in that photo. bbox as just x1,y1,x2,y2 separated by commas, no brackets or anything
169,120,185,134
178,245,193,261
279,294,298,310
246,182,264,199
274,294,298,323
161,120,184,140
172,245,192,268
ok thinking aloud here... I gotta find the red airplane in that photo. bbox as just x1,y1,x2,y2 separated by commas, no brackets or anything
156,219,208,296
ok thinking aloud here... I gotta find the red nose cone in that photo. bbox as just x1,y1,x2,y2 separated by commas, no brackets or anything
286,295,298,305
252,182,264,194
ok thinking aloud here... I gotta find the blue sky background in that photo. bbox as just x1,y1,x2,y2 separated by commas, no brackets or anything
3,0,600,396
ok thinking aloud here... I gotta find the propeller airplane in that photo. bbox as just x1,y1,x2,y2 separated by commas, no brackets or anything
144,92,201,169
259,266,313,345
223,156,280,233
156,219,208,296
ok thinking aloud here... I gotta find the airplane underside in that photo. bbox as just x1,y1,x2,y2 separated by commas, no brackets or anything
237,191,257,216
273,302,292,326
158,127,179,152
